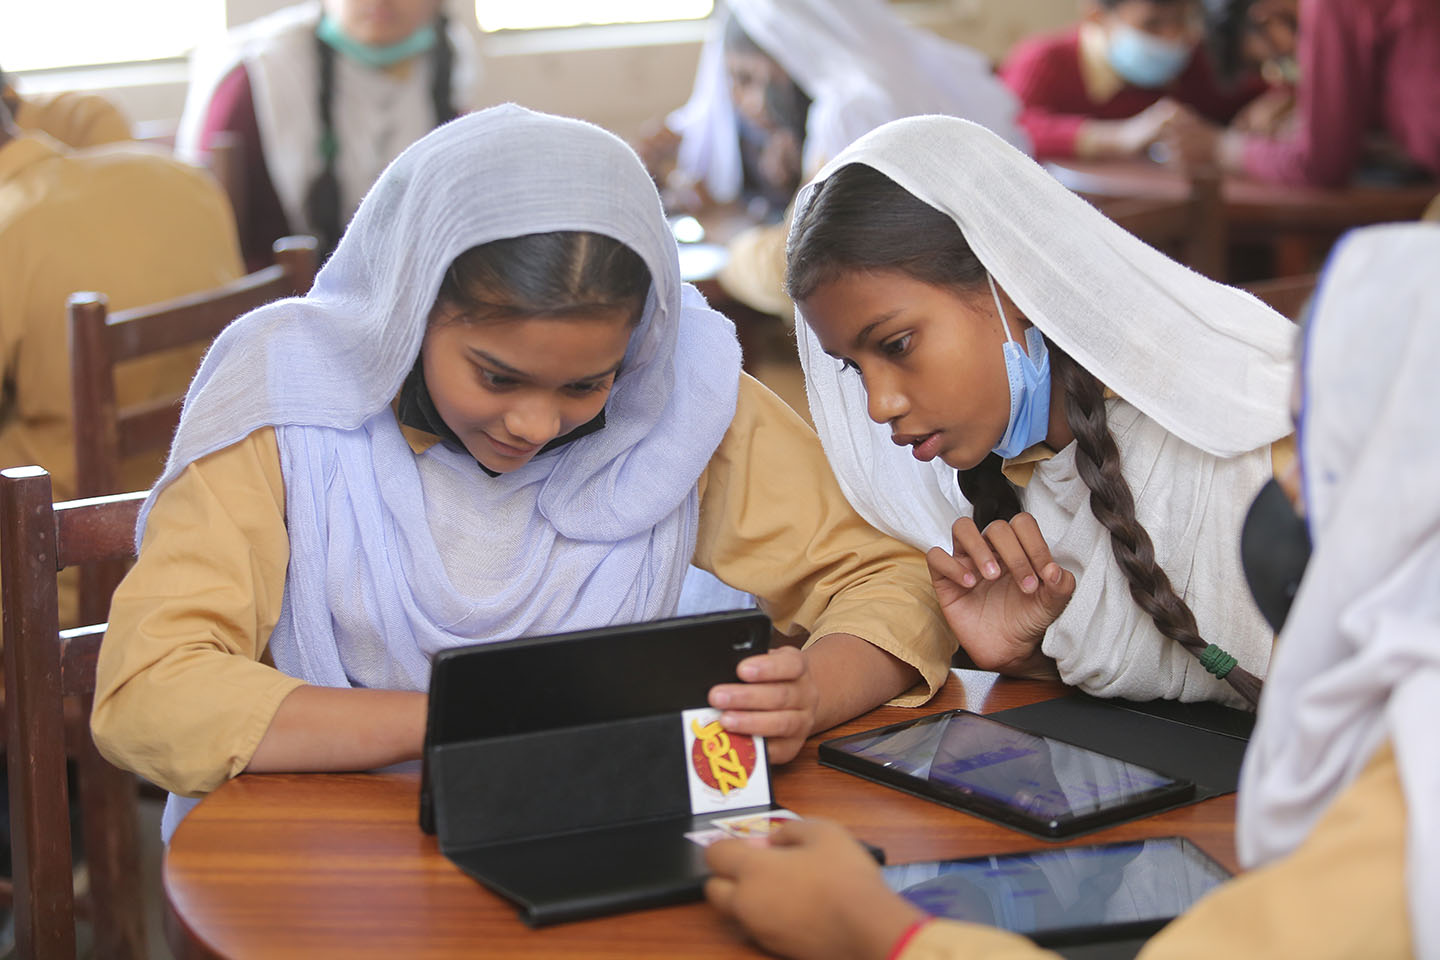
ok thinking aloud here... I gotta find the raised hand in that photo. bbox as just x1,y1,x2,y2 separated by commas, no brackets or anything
925,513,1075,678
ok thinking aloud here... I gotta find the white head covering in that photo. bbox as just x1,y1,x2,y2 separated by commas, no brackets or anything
176,1,482,238
792,116,1293,701
151,105,743,842
1237,223,1440,959
668,0,1028,203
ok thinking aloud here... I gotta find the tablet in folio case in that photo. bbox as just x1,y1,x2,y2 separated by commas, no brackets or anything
420,610,780,926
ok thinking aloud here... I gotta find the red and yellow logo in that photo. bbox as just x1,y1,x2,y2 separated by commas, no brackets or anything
690,716,758,795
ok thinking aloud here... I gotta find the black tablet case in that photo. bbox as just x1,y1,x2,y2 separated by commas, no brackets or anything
987,693,1254,798
421,610,776,926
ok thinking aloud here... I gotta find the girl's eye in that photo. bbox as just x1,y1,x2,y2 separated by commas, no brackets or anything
838,357,860,374
880,333,912,357
480,369,517,389
566,379,610,396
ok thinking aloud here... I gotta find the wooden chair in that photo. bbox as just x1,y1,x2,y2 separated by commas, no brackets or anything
1243,272,1319,321
67,234,317,623
1,466,149,959
1097,169,1227,281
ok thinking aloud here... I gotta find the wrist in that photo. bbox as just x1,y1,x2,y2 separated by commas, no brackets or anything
850,894,927,960
885,916,936,960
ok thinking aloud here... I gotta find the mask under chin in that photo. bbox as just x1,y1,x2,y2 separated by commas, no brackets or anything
1240,478,1312,633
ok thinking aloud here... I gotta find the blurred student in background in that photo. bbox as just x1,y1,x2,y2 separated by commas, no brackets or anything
177,0,482,266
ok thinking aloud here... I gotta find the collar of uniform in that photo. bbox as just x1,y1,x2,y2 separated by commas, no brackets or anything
1001,443,1056,488
1077,22,1127,105
0,132,62,184
1000,385,1119,487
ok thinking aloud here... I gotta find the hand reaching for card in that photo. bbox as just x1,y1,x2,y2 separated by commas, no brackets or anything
708,646,817,765
926,513,1075,678
705,818,923,960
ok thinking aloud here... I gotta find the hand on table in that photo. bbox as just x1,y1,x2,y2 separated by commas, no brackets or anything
926,513,1074,678
705,818,924,960
708,645,818,764
1117,98,1187,157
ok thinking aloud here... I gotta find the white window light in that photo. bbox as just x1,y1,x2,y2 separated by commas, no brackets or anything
475,0,714,32
0,0,225,73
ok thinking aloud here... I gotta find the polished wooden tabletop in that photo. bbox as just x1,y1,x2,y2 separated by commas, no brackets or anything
164,671,1241,959
1046,158,1436,232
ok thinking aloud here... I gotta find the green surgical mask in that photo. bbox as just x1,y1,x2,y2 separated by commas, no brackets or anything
316,13,437,69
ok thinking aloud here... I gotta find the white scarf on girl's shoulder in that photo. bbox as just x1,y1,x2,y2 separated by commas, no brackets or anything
176,1,482,236
793,116,1294,702
669,0,1028,203
1239,224,1440,960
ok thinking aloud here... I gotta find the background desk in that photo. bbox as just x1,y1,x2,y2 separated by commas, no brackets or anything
1047,159,1436,276
164,672,1240,959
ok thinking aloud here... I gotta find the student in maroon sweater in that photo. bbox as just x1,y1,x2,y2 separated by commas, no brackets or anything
1001,0,1266,160
1183,0,1440,187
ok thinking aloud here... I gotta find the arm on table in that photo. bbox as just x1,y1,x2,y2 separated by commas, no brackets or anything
694,374,956,761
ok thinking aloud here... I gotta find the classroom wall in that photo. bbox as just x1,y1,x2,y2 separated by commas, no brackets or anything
15,0,1080,140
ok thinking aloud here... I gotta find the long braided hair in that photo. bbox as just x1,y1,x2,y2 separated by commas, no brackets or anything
304,13,458,257
786,163,1262,706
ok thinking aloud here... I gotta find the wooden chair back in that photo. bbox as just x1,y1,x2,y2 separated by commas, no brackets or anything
1,466,148,959
1098,170,1227,280
67,234,317,622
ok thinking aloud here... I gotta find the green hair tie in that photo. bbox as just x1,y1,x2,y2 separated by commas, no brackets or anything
1199,644,1238,679
319,130,339,162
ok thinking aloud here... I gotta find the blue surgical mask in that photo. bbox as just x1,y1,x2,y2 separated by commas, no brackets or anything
989,274,1052,460
1106,25,1191,88
317,14,438,70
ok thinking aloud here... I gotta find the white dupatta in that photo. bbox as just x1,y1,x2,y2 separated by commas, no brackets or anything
669,0,1028,203
1238,224,1440,959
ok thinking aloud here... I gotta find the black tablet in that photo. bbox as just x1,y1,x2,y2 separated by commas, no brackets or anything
882,836,1230,947
820,710,1195,839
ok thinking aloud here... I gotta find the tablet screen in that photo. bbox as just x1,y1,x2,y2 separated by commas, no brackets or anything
881,837,1229,942
829,711,1186,828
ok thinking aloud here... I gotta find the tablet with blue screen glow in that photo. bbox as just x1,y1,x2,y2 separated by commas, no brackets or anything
882,836,1229,946
820,710,1195,838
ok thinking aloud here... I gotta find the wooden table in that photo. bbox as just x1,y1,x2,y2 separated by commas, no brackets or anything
1047,159,1436,275
164,672,1240,959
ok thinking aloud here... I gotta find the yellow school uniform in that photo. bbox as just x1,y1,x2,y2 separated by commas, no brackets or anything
0,133,243,622
9,88,133,148
91,373,956,798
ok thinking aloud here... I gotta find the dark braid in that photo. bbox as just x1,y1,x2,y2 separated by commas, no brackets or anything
957,454,1022,530
429,14,457,124
304,15,455,259
1051,345,1263,706
303,29,343,257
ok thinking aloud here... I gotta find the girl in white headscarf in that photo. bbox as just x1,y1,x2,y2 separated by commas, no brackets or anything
787,115,1296,707
664,0,1028,210
701,222,1434,960
91,107,956,842
177,0,482,264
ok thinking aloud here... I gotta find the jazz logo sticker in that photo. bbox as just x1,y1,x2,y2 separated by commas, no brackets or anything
682,708,770,815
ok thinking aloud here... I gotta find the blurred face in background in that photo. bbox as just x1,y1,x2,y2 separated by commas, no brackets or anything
324,0,442,46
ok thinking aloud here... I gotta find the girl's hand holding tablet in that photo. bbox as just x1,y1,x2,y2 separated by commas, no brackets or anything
707,646,819,764
925,513,1076,679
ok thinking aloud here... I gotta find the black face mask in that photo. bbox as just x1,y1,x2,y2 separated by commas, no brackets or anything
1240,478,1313,633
